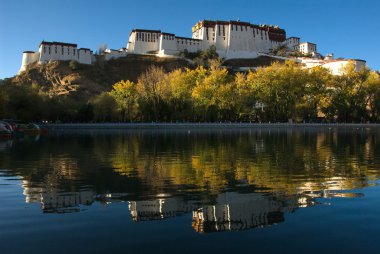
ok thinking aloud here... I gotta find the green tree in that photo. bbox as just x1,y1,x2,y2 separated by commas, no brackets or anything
2,84,46,121
92,92,118,122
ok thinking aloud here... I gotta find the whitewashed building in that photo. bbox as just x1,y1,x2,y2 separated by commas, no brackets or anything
321,59,367,75
298,57,367,75
127,20,287,59
19,41,93,73
286,37,300,51
127,29,202,56
103,48,128,61
295,42,317,54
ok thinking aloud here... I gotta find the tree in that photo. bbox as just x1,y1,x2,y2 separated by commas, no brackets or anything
92,92,118,122
192,65,232,121
136,66,168,121
109,80,138,122
163,69,194,121
296,66,331,122
2,84,47,122
363,71,380,122
247,61,308,122
233,72,257,121
323,62,370,122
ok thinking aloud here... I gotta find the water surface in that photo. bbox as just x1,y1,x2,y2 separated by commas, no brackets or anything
1,128,380,253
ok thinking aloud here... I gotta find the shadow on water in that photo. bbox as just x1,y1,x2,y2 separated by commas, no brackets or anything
1,127,379,233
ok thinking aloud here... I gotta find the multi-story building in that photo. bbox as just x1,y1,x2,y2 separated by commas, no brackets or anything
127,20,287,59
295,42,317,54
19,41,93,73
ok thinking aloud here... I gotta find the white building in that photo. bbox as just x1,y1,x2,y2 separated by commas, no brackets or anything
321,59,367,75
298,57,367,75
127,29,203,56
286,37,300,51
295,42,317,54
19,41,93,73
127,20,287,59
103,48,128,61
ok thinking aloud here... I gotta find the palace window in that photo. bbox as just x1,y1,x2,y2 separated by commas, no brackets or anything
43,46,46,53
231,25,233,31
68,48,70,55
73,49,75,56
48,46,50,54
55,46,57,54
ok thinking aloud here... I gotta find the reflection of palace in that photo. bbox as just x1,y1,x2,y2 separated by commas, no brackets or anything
128,197,198,221
192,192,295,233
22,180,94,213
125,191,315,233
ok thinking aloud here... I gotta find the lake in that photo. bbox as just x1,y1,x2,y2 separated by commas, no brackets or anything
1,127,380,253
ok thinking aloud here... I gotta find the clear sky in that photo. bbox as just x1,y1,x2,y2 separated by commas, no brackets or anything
0,0,379,79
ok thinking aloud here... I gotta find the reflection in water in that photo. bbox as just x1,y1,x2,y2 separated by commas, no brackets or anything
1,128,380,233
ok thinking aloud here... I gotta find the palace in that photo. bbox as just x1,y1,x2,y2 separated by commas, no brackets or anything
19,19,366,75
127,20,288,59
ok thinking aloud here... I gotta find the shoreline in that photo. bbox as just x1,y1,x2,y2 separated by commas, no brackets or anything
41,122,380,130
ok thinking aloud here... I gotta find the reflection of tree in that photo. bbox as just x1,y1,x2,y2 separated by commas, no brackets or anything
105,129,380,196
1,129,380,217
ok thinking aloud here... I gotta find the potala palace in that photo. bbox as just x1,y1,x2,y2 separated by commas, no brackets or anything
19,19,366,75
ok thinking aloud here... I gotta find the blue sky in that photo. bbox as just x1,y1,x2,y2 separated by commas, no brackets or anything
0,0,379,79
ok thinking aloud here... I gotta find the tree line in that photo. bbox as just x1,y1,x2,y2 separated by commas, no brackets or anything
1,60,380,123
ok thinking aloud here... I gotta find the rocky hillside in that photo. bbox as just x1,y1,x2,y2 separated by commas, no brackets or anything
12,54,192,100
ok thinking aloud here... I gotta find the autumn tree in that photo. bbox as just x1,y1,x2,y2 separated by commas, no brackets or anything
192,65,232,121
109,80,138,122
323,62,370,122
363,71,380,122
247,61,308,122
136,66,168,121
297,66,331,122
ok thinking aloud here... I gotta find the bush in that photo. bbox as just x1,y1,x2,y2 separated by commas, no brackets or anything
69,60,79,70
